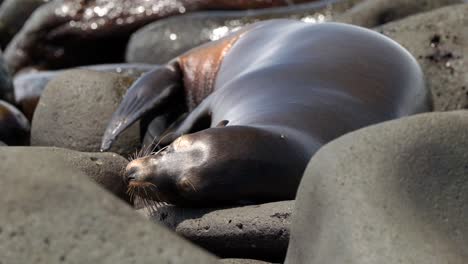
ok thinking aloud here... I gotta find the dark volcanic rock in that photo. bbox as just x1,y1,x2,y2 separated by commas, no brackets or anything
286,111,468,264
3,0,318,73
336,0,464,27
0,100,30,145
0,51,13,102
0,147,217,263
140,201,294,262
0,0,48,48
376,3,468,111
31,69,140,156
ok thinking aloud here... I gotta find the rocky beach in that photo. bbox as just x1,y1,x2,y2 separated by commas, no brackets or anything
0,0,467,263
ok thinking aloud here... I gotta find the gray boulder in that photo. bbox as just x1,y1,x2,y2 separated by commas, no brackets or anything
0,146,217,263
376,3,468,111
31,69,140,156
140,200,293,262
286,111,468,264
0,147,131,203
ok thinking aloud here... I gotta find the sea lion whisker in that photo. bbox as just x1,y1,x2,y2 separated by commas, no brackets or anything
150,131,177,153
151,145,170,156
186,179,198,193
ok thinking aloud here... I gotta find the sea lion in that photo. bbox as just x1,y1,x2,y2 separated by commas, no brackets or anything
101,20,430,206
4,0,318,73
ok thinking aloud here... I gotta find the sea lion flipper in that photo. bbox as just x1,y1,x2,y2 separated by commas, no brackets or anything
101,64,182,151
158,100,212,145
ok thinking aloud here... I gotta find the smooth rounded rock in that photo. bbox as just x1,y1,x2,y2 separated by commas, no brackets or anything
14,63,153,121
286,111,468,264
140,201,293,262
0,0,47,48
376,3,468,111
31,69,140,156
336,0,463,27
0,147,217,263
2,147,131,203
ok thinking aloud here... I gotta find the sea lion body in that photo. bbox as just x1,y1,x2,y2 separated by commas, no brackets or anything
102,20,429,206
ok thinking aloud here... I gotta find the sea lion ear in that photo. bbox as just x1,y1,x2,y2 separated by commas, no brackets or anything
215,120,229,127
100,62,182,152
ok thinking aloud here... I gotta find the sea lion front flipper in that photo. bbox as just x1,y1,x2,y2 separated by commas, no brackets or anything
157,100,213,146
101,63,182,151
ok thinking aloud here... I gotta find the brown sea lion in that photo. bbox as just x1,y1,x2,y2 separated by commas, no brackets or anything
101,20,430,206
4,0,318,73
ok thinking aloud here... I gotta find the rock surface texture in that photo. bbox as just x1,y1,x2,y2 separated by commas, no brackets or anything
336,0,464,27
141,201,293,262
31,69,140,156
376,3,468,111
0,147,131,203
0,147,217,263
286,111,468,264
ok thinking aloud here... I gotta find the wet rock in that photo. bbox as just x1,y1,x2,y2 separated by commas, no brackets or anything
14,63,152,121
0,0,47,48
140,201,293,262
376,3,468,111
1,147,131,203
286,111,468,264
4,0,317,73
0,147,217,263
0,51,13,102
0,100,30,145
126,0,362,64
31,69,140,156
336,0,463,27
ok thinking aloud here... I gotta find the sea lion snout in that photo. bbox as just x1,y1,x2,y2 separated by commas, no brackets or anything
124,158,155,184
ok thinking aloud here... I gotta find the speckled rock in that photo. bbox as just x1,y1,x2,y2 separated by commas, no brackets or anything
336,0,464,27
140,201,293,262
1,147,131,203
0,148,217,263
31,69,140,156
286,111,468,264
376,3,468,111
0,0,47,48
0,51,13,102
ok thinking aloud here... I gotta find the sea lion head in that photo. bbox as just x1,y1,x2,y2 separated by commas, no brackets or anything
124,133,211,206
